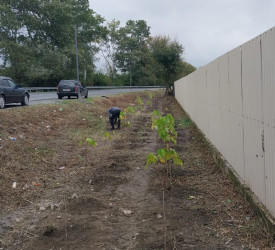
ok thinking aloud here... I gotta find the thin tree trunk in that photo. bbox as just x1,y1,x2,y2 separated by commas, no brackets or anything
162,186,167,250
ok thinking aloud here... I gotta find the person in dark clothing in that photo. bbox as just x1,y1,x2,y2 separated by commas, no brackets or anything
108,107,121,129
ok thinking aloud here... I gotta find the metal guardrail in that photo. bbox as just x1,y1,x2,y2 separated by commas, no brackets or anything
25,86,165,92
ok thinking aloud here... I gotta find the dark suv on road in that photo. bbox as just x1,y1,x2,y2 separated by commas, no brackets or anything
57,80,88,99
0,76,30,109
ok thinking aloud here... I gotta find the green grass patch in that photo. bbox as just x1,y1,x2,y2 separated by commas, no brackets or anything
177,117,193,128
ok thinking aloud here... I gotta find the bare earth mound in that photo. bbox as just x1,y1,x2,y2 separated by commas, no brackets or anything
0,91,274,249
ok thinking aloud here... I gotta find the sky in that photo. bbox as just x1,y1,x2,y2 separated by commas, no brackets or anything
89,0,275,68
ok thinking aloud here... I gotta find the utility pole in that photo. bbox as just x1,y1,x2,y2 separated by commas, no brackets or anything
74,25,79,81
130,64,132,92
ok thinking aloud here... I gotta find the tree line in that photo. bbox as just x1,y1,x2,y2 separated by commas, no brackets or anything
0,0,196,92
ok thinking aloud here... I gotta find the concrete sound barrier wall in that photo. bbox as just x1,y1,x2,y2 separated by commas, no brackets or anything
175,26,275,218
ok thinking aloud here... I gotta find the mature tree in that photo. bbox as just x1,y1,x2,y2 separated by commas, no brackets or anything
149,35,184,94
0,0,30,83
115,20,151,86
97,19,120,84
0,0,105,86
71,0,106,83
0,1,191,88
177,62,196,78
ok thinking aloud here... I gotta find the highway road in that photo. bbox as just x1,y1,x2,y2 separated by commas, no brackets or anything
29,88,160,105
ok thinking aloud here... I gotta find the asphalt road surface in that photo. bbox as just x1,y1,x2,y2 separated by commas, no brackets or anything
29,88,160,105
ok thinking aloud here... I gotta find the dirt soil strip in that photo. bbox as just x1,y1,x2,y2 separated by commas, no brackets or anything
0,92,274,249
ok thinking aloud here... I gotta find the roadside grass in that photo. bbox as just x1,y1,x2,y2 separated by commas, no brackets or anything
25,145,56,158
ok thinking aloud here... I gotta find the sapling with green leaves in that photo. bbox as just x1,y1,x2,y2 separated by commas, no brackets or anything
86,138,97,147
120,105,136,127
86,131,113,147
136,96,144,110
147,110,183,186
103,132,112,140
125,106,136,114
146,92,154,106
148,92,154,100
146,110,183,250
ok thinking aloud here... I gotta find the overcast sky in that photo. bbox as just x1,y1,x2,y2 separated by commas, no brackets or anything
89,0,275,68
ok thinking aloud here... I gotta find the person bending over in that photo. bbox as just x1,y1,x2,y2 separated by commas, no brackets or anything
108,107,121,129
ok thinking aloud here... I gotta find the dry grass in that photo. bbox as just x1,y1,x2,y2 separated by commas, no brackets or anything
0,91,274,249
0,92,151,212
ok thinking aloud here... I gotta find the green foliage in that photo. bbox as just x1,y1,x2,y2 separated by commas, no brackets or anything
0,0,192,87
146,152,158,166
146,111,183,171
120,111,126,120
86,138,97,147
179,118,193,128
115,20,151,85
92,73,111,86
120,105,135,127
152,110,161,117
103,132,112,140
152,113,177,144
112,73,131,86
136,97,144,110
178,62,196,78
85,131,111,151
147,109,183,250
98,20,121,82
149,35,184,94
148,148,182,166
0,0,105,85
125,106,136,114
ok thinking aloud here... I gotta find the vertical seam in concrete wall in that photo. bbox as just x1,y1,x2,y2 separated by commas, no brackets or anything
218,58,221,109
227,54,230,114
240,46,246,181
260,35,267,203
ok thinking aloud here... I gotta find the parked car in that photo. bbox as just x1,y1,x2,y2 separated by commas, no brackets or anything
0,76,30,109
57,80,88,99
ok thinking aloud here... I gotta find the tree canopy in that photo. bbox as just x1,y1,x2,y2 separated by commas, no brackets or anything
0,1,195,87
0,0,105,86
149,35,184,94
114,20,151,86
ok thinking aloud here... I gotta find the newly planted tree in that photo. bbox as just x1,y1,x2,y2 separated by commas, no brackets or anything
120,105,136,127
146,92,154,106
85,138,97,147
146,110,183,249
136,96,144,110
147,111,182,185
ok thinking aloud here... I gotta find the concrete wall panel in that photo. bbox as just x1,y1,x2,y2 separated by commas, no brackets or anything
175,26,275,217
